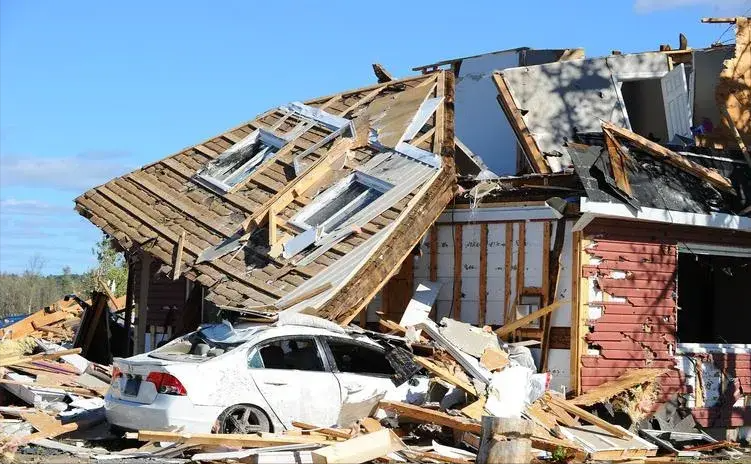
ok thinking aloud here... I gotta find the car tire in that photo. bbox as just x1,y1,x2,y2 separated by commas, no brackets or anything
215,404,272,434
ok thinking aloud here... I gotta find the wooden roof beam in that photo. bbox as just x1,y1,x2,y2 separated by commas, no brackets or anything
602,121,735,193
603,130,633,197
241,136,353,233
372,63,394,83
701,17,740,23
491,72,551,174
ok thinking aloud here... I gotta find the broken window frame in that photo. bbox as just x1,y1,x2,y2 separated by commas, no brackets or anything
289,171,393,234
194,129,287,194
320,336,395,377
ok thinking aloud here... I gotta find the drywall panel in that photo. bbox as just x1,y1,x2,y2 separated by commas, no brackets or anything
406,218,572,329
692,46,734,130
547,349,572,393
502,52,670,171
523,221,545,289
454,51,520,175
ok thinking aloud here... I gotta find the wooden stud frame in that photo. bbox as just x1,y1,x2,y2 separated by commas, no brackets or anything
478,224,488,325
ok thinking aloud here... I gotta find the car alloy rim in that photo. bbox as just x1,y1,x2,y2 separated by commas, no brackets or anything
224,405,264,434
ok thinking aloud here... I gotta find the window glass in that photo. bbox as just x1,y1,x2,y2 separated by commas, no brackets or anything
196,130,283,192
252,338,324,371
326,339,394,376
304,180,383,232
248,349,263,368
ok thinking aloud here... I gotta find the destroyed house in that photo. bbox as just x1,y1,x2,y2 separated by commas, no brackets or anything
373,18,748,434
75,71,457,352
75,17,750,436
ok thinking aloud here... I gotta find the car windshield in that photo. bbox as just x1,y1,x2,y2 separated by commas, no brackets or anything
149,321,264,362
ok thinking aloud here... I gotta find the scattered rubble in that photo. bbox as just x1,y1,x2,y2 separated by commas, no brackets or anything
2,13,750,464
3,298,747,463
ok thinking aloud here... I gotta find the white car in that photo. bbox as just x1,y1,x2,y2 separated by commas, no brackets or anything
106,321,423,433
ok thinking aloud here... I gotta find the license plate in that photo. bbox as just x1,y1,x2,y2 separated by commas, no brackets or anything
124,376,141,396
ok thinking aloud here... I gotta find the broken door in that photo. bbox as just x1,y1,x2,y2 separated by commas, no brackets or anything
247,336,342,427
661,64,692,142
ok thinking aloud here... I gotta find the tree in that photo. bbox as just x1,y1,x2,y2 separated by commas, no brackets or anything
84,235,128,297
0,234,128,317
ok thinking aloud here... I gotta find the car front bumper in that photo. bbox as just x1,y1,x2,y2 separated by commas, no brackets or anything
105,393,223,433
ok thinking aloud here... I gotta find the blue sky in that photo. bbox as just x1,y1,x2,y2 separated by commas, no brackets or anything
1,0,749,275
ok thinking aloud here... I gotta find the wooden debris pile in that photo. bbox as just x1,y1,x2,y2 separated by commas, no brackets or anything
0,297,86,345
111,315,671,463
0,294,119,459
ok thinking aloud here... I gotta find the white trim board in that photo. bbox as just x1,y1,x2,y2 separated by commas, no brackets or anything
676,343,751,354
437,203,564,223
579,198,751,231
678,242,751,258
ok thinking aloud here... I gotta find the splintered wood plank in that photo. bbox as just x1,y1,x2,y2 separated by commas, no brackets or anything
604,131,632,196
360,417,383,433
311,428,404,464
542,223,552,306
291,421,353,439
478,223,488,325
0,310,69,340
571,232,587,395
570,368,668,406
602,122,733,192
134,430,332,447
480,347,509,372
339,86,387,117
172,230,186,280
379,401,481,433
433,73,446,155
495,300,568,338
545,394,630,439
492,73,550,174
429,225,438,282
413,356,477,395
503,223,514,325
515,222,526,335
460,397,487,421
452,224,463,318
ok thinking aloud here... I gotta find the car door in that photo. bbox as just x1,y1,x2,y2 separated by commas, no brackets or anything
321,336,397,424
247,336,342,428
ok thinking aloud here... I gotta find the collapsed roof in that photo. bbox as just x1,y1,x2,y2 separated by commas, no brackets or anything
75,72,457,323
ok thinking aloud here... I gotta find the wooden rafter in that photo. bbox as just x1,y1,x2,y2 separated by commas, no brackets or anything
602,122,734,192
603,130,633,196
372,63,394,83
492,72,551,174
241,136,353,233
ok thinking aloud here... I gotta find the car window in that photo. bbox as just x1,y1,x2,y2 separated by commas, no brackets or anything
326,339,395,376
250,337,325,372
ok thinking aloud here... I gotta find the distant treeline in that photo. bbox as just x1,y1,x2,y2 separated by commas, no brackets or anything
0,235,128,317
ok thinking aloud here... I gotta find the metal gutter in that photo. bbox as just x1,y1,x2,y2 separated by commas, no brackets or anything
574,198,751,231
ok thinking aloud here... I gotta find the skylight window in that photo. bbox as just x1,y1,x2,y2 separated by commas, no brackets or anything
195,130,286,193
291,173,391,234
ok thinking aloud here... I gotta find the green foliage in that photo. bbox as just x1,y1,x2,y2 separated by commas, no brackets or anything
551,446,570,463
0,234,128,317
81,235,129,298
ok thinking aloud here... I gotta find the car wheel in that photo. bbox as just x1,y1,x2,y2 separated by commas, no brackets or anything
216,404,271,434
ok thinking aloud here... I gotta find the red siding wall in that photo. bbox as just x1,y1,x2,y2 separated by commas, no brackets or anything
580,219,751,426
581,238,684,400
